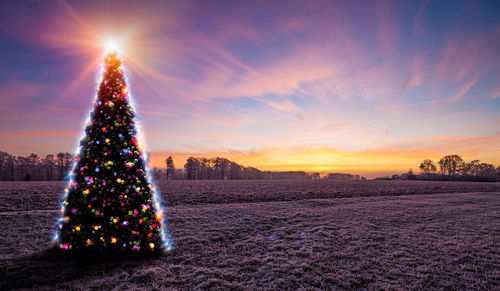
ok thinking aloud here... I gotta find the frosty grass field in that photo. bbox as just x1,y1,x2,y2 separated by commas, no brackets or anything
0,180,499,290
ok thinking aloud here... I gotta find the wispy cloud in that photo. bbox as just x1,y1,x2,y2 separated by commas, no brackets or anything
413,0,428,37
490,87,500,99
449,75,481,102
0,130,74,138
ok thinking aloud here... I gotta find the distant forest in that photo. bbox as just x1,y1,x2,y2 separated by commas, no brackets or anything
0,151,362,181
0,151,72,181
379,155,500,182
172,156,361,181
4,151,496,182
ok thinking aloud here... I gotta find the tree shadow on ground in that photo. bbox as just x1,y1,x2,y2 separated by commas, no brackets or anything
0,248,164,289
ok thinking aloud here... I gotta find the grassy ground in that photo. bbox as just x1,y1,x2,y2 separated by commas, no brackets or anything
0,181,499,289
0,180,498,211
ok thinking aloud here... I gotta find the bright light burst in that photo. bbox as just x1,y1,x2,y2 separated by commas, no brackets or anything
38,0,177,107
104,39,121,54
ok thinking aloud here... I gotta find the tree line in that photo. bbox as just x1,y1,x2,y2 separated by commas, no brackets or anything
184,156,263,180
0,151,73,181
8,150,493,182
417,155,499,181
0,151,327,181
181,156,323,180
178,156,365,181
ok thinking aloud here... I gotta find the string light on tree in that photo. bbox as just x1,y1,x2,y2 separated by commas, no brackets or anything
54,48,172,253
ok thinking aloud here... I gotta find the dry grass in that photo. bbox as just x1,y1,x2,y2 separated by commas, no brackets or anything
0,180,498,211
0,181,499,289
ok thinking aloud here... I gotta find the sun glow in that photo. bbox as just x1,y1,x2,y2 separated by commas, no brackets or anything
104,39,122,54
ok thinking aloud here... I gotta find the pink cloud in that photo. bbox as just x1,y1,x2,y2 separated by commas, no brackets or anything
430,31,498,102
320,122,351,133
449,75,481,102
436,40,457,78
489,87,500,99
0,130,75,138
413,0,428,37
0,79,46,123
187,44,343,104
0,82,41,106
402,51,429,90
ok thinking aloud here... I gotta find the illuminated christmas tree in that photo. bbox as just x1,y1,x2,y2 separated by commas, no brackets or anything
55,51,170,253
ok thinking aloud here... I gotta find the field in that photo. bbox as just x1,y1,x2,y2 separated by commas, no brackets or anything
0,180,499,289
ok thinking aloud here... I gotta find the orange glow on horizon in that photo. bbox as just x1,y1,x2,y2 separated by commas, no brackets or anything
148,145,500,179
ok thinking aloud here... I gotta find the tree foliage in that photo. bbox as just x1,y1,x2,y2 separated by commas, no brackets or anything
419,159,436,175
419,155,498,181
438,155,463,177
165,156,175,180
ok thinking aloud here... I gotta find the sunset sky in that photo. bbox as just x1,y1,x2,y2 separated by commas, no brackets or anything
0,0,499,178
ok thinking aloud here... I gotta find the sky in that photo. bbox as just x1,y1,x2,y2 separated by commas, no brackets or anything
0,0,499,178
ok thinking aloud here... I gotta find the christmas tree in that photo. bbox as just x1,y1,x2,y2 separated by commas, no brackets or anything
55,51,171,253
